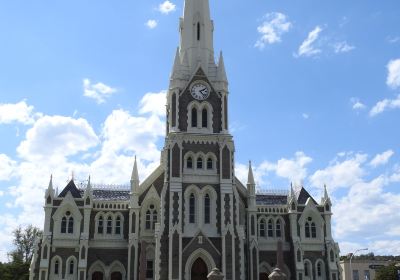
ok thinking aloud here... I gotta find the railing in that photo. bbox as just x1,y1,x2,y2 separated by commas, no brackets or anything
256,189,289,195
79,183,130,191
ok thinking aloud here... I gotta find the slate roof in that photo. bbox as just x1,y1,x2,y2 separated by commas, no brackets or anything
297,187,318,205
256,194,287,205
78,189,130,201
58,180,82,198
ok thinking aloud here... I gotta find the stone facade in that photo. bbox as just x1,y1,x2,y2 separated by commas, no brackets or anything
29,0,340,279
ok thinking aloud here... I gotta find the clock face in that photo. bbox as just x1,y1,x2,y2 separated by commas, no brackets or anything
191,83,210,100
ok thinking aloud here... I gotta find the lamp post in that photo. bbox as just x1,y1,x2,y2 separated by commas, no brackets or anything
349,248,368,280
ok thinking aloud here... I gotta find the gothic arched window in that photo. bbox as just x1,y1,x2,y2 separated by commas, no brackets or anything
197,22,200,41
69,260,74,275
152,210,158,229
202,108,208,128
197,157,203,169
115,216,121,235
187,157,193,169
267,219,274,237
189,193,195,223
146,210,151,230
54,260,59,275
259,219,266,237
107,217,112,234
317,262,322,277
68,217,74,234
304,262,309,277
305,222,311,238
98,216,104,234
311,222,317,238
276,219,282,238
61,217,67,233
330,250,335,262
204,194,210,224
207,158,213,170
191,107,197,127
297,250,301,262
146,205,157,230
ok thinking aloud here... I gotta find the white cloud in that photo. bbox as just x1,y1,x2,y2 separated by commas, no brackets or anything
158,1,176,14
138,91,167,116
351,98,366,111
83,79,117,104
333,175,400,240
369,94,400,116
17,115,99,161
369,150,394,167
235,152,312,187
352,102,366,110
0,154,16,181
333,41,355,53
310,153,367,190
146,19,158,29
386,59,400,89
255,12,292,50
296,26,323,57
302,113,309,119
0,100,38,125
387,36,400,44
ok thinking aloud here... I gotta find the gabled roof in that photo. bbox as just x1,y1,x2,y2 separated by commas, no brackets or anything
58,180,82,198
297,187,317,205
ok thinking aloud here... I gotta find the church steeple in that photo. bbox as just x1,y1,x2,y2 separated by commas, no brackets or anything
179,0,214,75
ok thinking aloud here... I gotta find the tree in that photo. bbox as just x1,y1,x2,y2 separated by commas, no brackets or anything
375,264,398,280
9,225,42,264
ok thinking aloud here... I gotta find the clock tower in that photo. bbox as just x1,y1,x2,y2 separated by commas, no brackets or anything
158,0,243,279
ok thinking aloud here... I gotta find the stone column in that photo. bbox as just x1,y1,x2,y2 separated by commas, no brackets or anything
139,241,147,280
268,240,287,280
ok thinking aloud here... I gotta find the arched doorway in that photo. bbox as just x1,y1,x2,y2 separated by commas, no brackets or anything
92,272,104,280
259,272,269,280
191,258,208,280
111,271,122,280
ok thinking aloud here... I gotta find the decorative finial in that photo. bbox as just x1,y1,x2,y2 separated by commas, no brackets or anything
247,160,255,185
48,174,53,189
131,156,140,190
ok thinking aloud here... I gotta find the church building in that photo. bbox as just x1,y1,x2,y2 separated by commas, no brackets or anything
30,0,341,279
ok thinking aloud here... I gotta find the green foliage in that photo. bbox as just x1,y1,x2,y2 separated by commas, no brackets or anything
375,264,399,280
0,225,42,280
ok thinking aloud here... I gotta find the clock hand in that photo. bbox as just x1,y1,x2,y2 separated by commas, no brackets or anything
200,88,207,96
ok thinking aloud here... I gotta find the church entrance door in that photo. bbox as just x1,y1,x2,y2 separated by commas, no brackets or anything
111,271,122,280
92,272,104,280
191,258,208,280
259,272,269,280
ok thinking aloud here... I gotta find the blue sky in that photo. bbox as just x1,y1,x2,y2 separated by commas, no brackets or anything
0,0,399,261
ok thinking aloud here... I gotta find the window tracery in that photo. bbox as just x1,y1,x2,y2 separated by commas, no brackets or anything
61,211,74,234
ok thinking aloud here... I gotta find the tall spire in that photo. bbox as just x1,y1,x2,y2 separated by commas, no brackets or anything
247,161,255,186
323,184,329,200
48,174,54,191
45,174,55,200
247,161,256,210
130,156,140,191
180,0,214,74
217,51,227,83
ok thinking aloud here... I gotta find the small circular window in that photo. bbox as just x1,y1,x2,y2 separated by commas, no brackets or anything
66,211,71,216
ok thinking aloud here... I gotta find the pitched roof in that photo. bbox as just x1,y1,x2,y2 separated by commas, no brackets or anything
297,187,317,204
58,180,82,198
